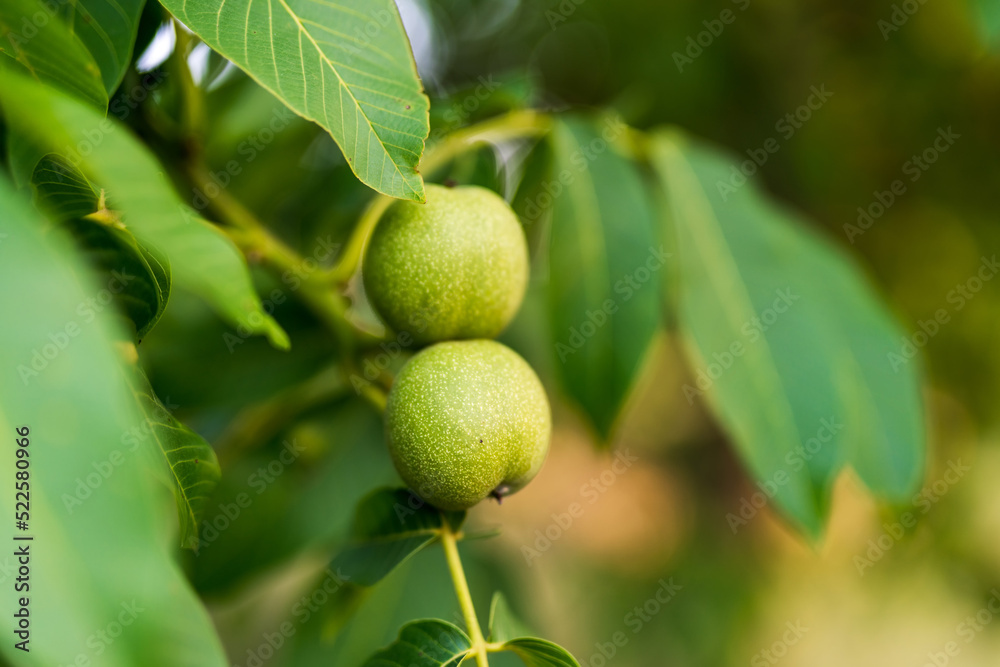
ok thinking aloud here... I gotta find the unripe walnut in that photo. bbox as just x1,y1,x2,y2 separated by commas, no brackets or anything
363,184,528,345
385,340,551,510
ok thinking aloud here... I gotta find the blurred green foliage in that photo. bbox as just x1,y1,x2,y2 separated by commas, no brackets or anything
3,0,999,664
153,1,996,664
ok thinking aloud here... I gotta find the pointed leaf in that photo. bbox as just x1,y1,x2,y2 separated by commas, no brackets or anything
0,0,107,107
124,366,221,550
502,638,581,667
30,153,100,221
57,0,147,93
361,620,472,667
161,0,429,200
488,592,532,644
650,130,925,538
32,155,172,340
546,116,662,439
0,70,290,349
0,175,227,666
66,219,172,340
331,487,464,586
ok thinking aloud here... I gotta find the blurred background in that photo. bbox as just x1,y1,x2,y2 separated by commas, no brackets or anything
125,0,1000,664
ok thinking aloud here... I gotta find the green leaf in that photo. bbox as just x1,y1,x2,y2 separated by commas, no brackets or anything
0,175,227,666
361,619,472,667
485,592,581,666
546,116,662,439
124,366,221,550
66,219,172,340
0,69,290,349
650,130,926,538
2,0,146,187
331,488,464,586
0,0,107,108
56,0,147,93
511,137,553,229
160,0,429,201
487,591,532,644
189,401,397,594
30,153,100,221
502,638,582,667
32,155,172,341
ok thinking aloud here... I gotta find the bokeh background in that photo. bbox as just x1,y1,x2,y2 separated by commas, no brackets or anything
123,0,1000,665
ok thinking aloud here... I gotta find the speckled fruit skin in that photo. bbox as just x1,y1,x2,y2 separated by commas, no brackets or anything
385,340,551,511
363,184,529,345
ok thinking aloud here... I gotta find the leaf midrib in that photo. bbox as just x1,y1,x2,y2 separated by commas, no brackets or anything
270,0,420,198
121,368,203,533
658,137,807,493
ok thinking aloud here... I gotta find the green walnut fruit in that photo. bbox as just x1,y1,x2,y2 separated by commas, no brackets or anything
385,339,551,510
363,184,528,344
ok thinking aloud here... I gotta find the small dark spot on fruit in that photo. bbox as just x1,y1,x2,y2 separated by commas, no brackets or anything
444,179,458,188
405,104,411,110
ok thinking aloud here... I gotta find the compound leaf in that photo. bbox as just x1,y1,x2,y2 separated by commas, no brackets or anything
650,130,925,538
